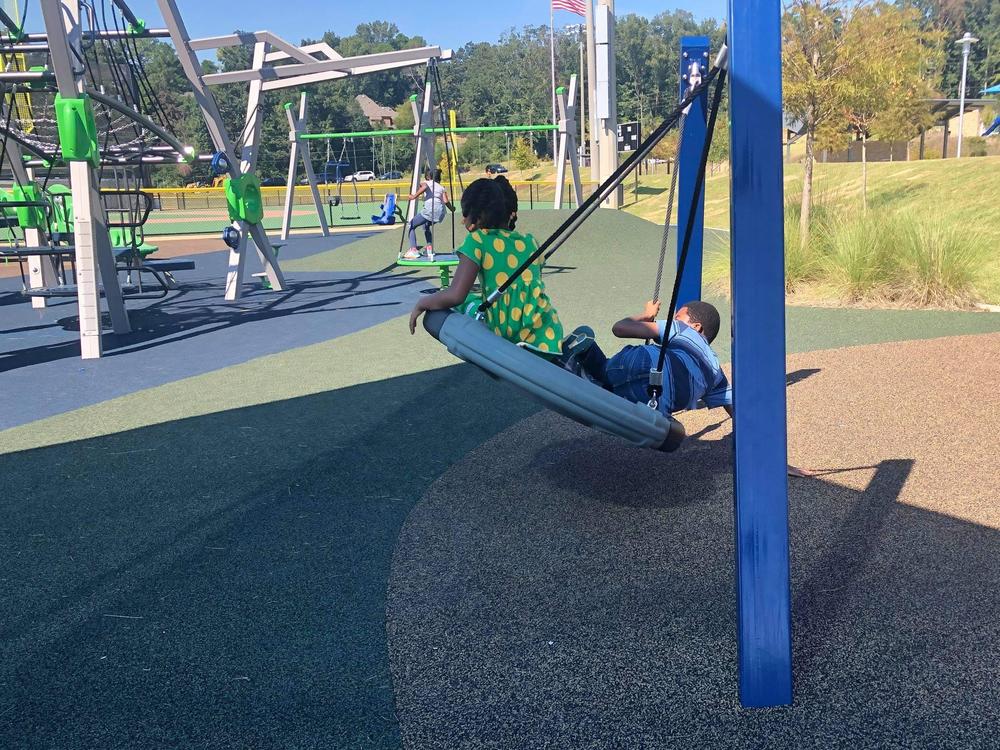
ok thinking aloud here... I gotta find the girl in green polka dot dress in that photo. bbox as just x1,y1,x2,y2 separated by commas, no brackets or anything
408,177,564,356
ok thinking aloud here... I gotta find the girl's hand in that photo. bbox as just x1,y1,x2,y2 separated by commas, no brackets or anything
409,300,427,334
643,300,661,321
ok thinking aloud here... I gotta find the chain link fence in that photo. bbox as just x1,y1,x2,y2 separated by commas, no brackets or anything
143,180,597,236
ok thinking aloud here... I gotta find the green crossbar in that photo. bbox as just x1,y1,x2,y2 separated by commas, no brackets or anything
300,123,558,141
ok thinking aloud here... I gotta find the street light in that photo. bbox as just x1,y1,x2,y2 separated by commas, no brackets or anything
955,31,978,158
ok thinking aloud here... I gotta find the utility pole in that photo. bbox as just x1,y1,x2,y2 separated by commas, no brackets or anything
579,31,586,164
584,0,599,183
596,0,620,207
955,31,978,158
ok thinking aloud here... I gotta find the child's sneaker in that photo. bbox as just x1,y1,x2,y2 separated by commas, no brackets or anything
560,325,595,375
402,247,421,260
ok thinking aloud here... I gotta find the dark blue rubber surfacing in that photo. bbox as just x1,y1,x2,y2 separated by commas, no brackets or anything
0,235,432,430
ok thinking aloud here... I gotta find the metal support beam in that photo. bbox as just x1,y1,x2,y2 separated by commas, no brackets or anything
404,81,434,236
0,102,58,308
19,28,172,42
727,0,793,708
203,47,447,87
676,36,710,305
155,0,284,301
40,0,131,358
554,76,584,209
596,0,620,207
280,94,328,241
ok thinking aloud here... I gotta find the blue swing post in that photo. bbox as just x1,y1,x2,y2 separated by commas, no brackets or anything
727,0,794,707
676,36,710,304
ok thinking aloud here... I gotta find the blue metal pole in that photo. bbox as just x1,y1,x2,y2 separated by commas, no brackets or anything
727,0,793,708
676,36,709,305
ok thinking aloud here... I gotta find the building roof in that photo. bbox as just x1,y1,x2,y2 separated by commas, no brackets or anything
925,98,994,125
356,94,396,121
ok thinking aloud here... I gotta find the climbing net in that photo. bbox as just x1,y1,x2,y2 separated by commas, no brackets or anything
0,0,192,170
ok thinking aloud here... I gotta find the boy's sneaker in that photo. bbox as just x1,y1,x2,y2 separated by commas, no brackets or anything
560,325,595,375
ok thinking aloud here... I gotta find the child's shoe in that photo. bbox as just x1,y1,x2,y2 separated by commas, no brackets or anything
560,325,595,374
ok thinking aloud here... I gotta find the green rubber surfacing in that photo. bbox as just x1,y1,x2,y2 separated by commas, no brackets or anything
1,209,998,748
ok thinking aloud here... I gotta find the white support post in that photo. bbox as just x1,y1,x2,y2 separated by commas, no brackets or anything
239,41,267,174
596,0,620,207
0,126,58,307
280,103,299,241
155,0,285,301
554,75,584,209
404,78,435,234
281,93,328,241
40,0,131,359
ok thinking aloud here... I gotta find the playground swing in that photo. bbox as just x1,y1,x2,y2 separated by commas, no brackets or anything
397,60,463,277
422,52,727,452
326,140,361,221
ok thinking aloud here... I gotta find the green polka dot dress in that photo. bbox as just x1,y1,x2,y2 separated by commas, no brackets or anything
456,228,563,356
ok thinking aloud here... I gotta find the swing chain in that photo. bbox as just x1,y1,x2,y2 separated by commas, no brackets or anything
646,64,728,408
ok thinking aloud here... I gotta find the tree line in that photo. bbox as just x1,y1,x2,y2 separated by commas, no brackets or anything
122,3,995,191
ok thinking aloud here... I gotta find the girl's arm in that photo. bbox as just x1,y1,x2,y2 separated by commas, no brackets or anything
611,300,662,340
409,256,480,334
406,182,427,201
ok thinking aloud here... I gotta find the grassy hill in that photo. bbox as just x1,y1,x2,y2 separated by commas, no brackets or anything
624,155,1000,305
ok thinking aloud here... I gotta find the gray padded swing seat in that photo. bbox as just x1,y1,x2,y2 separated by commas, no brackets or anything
424,310,685,452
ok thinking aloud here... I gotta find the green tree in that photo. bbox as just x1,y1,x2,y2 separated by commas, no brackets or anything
511,137,537,176
783,0,852,246
840,3,938,208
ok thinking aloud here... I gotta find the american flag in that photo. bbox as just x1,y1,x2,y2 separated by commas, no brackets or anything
552,0,586,17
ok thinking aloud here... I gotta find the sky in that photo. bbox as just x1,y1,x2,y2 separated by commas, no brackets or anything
127,0,727,53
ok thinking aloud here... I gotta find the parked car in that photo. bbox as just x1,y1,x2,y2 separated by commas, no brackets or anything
379,171,404,180
344,170,376,182
260,176,286,187
485,163,508,174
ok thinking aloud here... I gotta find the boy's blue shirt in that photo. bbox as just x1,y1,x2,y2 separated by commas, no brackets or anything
643,320,732,412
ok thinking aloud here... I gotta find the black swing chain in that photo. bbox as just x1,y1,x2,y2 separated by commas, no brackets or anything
474,60,724,318
647,66,728,410
430,58,461,251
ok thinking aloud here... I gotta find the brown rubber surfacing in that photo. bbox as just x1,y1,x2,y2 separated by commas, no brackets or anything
387,333,1000,749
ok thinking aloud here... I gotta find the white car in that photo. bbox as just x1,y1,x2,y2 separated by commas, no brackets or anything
344,170,376,182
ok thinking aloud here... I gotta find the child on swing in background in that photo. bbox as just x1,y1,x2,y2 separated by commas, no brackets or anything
408,176,564,356
402,168,449,260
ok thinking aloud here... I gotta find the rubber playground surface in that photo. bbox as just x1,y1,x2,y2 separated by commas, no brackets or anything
2,209,999,748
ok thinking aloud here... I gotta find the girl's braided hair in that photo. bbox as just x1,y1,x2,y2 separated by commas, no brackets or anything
493,175,518,230
460,178,509,230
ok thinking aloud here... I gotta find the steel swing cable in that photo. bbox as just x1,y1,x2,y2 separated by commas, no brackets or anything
429,58,459,251
651,111,686,304
475,50,725,318
398,61,433,258
648,66,727,409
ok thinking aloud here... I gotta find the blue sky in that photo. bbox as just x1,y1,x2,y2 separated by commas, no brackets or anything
129,0,727,52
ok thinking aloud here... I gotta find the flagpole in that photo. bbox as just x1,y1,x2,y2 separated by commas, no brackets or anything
550,2,558,168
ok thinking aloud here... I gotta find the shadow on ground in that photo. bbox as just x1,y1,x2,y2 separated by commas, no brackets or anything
0,363,537,750
387,412,1000,749
0,270,422,375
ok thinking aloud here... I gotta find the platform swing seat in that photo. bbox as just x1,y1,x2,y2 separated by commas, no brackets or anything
424,309,686,451
419,55,727,452
396,252,459,288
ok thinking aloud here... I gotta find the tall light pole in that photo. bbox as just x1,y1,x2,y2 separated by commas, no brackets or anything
955,31,978,158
